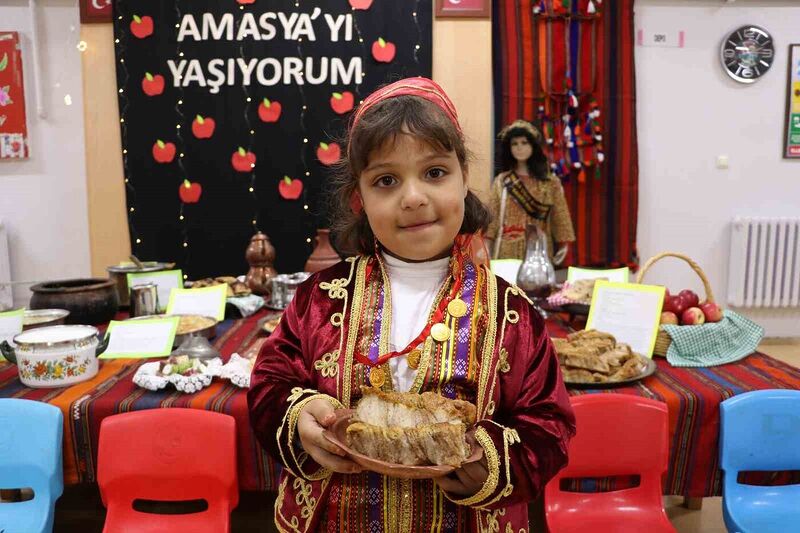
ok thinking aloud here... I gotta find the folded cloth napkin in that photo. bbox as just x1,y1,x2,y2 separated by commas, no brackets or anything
662,310,764,367
226,294,265,318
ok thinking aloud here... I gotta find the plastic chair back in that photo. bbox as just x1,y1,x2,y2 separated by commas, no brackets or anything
720,389,800,533
544,394,675,532
97,408,238,533
0,398,63,533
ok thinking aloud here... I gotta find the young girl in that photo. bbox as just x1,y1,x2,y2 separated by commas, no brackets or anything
248,78,575,532
487,120,575,264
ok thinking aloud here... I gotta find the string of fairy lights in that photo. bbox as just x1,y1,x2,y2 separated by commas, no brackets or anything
238,43,259,230
174,0,192,280
349,5,367,105
411,1,422,66
293,0,315,251
113,1,144,254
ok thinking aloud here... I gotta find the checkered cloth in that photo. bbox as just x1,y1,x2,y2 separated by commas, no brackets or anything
662,310,764,367
226,294,265,318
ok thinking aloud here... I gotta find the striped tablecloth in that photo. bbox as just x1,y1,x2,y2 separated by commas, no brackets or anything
0,311,279,491
1,312,798,496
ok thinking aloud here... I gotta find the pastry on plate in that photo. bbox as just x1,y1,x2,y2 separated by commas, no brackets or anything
345,387,476,467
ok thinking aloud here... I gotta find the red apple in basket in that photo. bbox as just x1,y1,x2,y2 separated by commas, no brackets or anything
179,180,202,204
141,73,165,96
258,98,282,123
679,289,700,309
660,311,679,326
664,295,688,317
317,142,341,166
372,38,396,63
700,302,724,323
681,307,706,326
152,140,176,163
231,147,256,172
192,115,215,139
131,15,154,39
330,92,354,114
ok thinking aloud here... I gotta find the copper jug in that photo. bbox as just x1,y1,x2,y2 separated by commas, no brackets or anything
245,232,277,297
304,229,341,273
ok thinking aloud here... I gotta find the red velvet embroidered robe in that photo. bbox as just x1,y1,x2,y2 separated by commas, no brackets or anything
248,255,575,532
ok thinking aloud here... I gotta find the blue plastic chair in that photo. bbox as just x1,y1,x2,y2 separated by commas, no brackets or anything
0,399,64,533
720,389,800,533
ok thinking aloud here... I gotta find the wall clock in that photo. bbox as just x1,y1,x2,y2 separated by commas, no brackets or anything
721,25,775,84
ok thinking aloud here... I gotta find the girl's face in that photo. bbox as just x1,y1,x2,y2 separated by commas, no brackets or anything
358,133,468,262
510,136,533,163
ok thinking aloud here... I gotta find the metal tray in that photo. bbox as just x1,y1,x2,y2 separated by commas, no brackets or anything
565,357,657,389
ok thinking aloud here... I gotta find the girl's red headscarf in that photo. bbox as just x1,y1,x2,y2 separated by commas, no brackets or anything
350,76,462,134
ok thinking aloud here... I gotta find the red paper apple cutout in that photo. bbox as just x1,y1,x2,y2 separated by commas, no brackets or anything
317,142,341,166
699,302,724,323
231,147,256,172
349,0,373,9
681,307,706,326
679,289,700,309
141,73,165,96
372,38,396,63
130,15,154,39
152,140,176,163
179,179,202,203
330,92,355,115
660,311,679,325
258,98,282,123
192,115,215,139
279,176,303,200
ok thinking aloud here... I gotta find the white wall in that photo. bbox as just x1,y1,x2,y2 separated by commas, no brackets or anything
0,0,91,308
635,0,800,337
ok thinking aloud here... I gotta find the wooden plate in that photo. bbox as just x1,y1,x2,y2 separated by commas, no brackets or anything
322,409,483,479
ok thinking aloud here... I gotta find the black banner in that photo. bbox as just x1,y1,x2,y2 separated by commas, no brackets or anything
113,0,432,278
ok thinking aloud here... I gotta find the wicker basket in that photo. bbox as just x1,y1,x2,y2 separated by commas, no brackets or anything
636,252,716,357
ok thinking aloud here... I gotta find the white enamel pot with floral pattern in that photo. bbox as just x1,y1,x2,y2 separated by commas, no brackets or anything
0,325,108,388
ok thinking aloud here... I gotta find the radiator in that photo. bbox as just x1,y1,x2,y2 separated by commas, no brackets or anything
728,217,800,308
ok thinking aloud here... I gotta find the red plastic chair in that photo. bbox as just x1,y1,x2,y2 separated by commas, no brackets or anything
97,408,239,533
544,394,676,532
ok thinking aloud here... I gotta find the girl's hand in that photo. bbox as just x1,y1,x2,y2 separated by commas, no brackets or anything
434,453,489,496
297,399,363,474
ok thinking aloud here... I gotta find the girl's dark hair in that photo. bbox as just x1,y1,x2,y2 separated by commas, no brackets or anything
329,95,491,256
499,126,549,181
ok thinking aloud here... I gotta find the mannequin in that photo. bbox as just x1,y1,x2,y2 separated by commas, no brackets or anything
487,120,575,265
